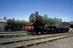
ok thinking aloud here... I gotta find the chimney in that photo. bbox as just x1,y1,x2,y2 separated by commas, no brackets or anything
35,12,38,15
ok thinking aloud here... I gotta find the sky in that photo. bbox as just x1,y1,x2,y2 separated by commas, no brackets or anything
0,0,73,22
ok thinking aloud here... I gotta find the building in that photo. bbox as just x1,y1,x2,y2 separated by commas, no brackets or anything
0,18,7,31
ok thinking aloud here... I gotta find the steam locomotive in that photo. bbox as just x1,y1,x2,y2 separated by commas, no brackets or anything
23,12,70,35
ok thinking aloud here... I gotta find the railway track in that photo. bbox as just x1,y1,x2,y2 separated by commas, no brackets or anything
0,31,27,34
0,31,28,38
0,32,73,48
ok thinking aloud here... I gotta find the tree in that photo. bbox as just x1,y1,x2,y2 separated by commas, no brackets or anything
14,20,32,26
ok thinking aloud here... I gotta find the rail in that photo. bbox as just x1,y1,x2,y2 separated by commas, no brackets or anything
0,33,72,48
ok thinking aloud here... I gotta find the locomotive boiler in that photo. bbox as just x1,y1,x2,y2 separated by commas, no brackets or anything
23,12,70,35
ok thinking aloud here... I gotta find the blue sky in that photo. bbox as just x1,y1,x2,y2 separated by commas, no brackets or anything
0,0,73,22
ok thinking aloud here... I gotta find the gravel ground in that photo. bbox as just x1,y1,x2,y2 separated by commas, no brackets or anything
29,36,73,48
